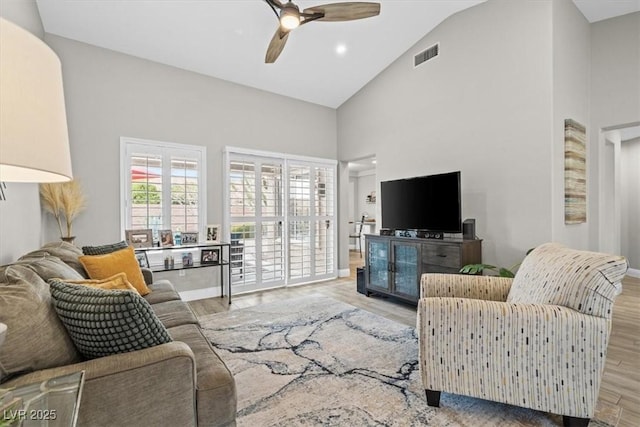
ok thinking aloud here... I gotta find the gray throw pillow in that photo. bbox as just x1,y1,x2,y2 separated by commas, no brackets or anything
81,240,129,256
0,268,81,382
21,242,87,278
49,280,172,359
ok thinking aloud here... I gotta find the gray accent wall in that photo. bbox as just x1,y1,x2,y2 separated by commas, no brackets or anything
337,0,639,268
590,12,640,255
551,0,590,249
1,0,638,275
0,0,44,38
42,35,337,248
621,138,640,269
338,0,555,268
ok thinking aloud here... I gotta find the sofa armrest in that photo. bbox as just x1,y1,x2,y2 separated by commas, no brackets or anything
141,267,154,285
420,273,512,301
417,297,610,418
3,342,197,427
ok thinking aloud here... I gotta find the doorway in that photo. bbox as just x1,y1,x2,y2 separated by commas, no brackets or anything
601,123,640,272
346,155,377,270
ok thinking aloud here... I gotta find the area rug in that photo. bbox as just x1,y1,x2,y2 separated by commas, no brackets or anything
199,296,612,426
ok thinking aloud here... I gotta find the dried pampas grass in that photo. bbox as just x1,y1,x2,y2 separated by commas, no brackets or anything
40,180,86,238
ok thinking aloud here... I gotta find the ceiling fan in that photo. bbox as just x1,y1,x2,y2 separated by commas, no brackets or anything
263,0,381,63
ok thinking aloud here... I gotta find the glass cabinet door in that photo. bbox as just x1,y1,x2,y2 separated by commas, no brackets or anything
392,242,420,300
366,238,390,291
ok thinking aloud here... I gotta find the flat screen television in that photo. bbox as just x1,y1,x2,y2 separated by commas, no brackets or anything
381,171,461,232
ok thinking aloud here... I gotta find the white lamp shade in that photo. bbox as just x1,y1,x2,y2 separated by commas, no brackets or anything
0,18,73,182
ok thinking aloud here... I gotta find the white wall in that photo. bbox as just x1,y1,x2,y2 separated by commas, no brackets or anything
338,0,554,268
0,1,45,264
43,35,337,249
354,171,376,223
621,138,640,268
551,0,590,249
590,12,640,252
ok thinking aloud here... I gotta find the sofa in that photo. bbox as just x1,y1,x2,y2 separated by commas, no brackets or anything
417,243,628,427
0,242,237,426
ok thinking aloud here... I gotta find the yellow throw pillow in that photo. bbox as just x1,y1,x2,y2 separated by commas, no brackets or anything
64,272,139,293
79,247,151,296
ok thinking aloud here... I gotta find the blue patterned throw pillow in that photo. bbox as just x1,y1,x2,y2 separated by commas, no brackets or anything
49,280,172,359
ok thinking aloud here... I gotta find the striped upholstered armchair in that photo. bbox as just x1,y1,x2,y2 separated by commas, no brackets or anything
417,243,628,427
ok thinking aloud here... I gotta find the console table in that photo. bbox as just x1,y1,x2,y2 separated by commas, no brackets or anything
135,242,232,304
365,234,482,304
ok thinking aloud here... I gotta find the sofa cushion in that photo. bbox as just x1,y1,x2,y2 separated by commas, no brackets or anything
64,272,138,292
151,300,199,329
79,247,150,296
145,280,181,304
0,266,81,383
49,280,172,360
507,243,628,318
20,242,87,278
167,324,237,426
3,254,83,281
81,240,129,256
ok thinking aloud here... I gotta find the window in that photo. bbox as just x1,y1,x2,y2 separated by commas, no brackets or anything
121,137,206,241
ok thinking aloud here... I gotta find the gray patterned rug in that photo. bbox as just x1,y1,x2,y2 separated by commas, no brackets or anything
199,295,613,426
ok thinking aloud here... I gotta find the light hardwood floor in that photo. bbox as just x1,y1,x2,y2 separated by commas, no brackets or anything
189,252,640,427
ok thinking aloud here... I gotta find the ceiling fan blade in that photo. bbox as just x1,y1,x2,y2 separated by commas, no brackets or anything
265,0,284,9
265,27,290,63
303,2,380,22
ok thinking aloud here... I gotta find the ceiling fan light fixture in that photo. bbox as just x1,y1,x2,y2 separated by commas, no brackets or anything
280,3,300,30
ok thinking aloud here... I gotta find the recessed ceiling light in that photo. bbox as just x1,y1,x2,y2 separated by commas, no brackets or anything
336,43,347,56
371,160,377,164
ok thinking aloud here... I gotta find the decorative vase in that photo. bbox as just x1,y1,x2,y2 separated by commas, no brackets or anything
61,236,76,244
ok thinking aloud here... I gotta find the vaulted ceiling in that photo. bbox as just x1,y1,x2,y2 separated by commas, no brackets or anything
36,0,640,108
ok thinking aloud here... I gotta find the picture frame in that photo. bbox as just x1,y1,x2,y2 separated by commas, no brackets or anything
181,232,199,245
182,252,194,267
159,229,174,247
206,224,220,242
200,248,220,265
125,229,153,248
564,119,587,224
135,251,149,268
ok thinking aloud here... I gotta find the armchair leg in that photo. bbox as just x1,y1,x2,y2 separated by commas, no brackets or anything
563,416,590,427
425,389,441,407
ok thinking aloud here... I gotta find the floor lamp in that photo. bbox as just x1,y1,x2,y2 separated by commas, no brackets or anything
0,17,73,184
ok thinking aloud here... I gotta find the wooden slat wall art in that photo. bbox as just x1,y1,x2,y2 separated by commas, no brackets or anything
564,119,587,224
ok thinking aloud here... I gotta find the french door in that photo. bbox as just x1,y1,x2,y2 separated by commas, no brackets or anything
225,149,336,293
287,163,335,284
228,157,285,291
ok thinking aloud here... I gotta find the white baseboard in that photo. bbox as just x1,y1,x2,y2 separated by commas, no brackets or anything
338,268,351,277
626,268,640,278
179,287,221,301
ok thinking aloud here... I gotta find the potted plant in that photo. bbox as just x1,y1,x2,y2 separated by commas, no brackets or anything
460,248,535,277
40,180,86,243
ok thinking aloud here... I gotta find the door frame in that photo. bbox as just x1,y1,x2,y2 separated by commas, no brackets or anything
223,146,338,293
